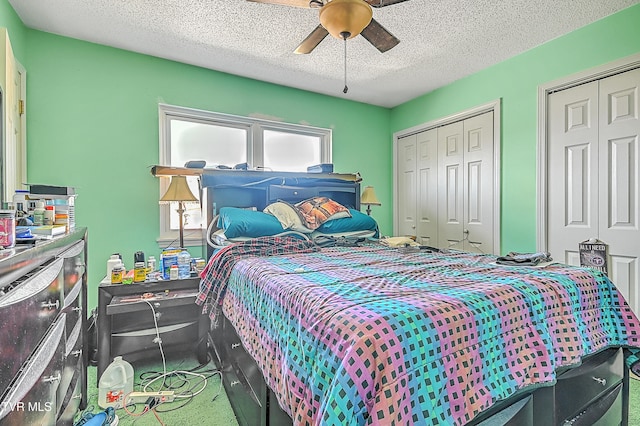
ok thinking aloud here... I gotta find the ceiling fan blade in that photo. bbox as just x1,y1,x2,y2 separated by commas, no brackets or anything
294,25,329,54
360,18,399,53
246,0,312,8
364,0,410,8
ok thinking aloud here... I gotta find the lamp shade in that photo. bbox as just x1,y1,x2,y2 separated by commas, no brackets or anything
159,176,198,203
361,186,381,206
319,0,373,40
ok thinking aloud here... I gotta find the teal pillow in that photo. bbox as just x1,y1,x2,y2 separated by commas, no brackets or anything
315,209,379,236
217,207,285,238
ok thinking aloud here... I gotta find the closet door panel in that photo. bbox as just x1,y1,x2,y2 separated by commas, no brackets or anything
463,111,494,253
416,129,438,245
548,81,599,265
598,68,640,253
610,256,638,311
397,134,417,237
438,121,464,249
598,67,640,311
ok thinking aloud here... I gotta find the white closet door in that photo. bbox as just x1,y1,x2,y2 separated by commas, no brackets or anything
416,128,439,245
598,68,640,311
462,111,494,253
548,68,640,313
548,81,600,265
397,134,417,237
437,121,464,249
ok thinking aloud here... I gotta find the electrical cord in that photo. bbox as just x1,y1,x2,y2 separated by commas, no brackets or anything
143,300,167,384
163,229,202,250
117,299,222,421
140,300,209,398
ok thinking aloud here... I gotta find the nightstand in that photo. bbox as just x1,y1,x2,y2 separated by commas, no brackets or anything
97,277,209,380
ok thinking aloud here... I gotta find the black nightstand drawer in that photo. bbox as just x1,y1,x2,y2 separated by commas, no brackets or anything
106,289,198,315
111,319,200,359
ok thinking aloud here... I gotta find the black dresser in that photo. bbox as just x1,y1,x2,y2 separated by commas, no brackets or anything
0,228,88,425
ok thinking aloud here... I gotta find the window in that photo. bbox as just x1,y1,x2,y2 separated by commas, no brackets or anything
158,104,332,246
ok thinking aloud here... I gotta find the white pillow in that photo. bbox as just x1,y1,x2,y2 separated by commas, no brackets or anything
264,202,314,234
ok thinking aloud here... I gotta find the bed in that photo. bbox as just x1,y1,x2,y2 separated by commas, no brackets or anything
196,169,640,426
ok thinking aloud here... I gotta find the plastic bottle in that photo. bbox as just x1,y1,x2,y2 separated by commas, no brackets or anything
44,205,55,225
12,190,29,213
147,256,156,272
170,264,179,280
178,250,191,279
106,254,121,278
33,202,45,226
133,261,146,282
111,264,124,284
98,356,134,409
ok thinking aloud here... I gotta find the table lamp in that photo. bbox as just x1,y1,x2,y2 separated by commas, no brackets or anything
160,175,198,248
360,186,381,216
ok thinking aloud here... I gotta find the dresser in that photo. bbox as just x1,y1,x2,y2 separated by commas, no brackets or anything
0,228,88,425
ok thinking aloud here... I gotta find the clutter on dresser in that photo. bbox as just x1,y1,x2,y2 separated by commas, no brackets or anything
9,185,76,241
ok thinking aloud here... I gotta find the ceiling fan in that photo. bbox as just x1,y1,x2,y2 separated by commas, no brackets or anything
248,0,409,54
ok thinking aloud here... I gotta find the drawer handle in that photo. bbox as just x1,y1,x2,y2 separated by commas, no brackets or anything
71,349,82,357
230,380,241,387
72,306,83,313
42,300,60,310
42,373,61,384
231,343,241,349
591,376,607,386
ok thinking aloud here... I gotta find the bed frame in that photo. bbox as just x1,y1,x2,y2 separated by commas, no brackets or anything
199,169,631,426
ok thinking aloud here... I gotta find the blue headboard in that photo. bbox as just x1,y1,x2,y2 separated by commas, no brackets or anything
200,169,361,257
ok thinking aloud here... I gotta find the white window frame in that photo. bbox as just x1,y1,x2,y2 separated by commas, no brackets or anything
157,103,332,247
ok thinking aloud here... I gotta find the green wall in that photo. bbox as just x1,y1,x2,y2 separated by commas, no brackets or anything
1,0,391,309
390,3,640,253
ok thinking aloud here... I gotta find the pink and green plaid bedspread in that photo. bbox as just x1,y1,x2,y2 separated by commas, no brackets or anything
203,240,640,425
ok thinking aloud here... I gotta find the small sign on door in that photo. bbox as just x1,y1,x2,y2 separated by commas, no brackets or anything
579,239,609,275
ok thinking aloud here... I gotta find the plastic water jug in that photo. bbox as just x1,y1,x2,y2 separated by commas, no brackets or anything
98,356,134,409
178,250,191,279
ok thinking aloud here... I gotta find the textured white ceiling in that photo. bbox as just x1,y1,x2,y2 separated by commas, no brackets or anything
8,0,640,107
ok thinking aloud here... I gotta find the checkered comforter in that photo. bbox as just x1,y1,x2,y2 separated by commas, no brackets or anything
203,240,640,425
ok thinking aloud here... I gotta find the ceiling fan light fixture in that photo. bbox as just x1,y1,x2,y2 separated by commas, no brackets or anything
319,0,373,40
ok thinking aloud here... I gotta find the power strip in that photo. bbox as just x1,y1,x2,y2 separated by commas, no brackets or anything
126,391,175,404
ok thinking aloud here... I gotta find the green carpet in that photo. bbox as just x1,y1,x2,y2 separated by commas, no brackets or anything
80,354,239,425
80,354,640,425
630,376,640,425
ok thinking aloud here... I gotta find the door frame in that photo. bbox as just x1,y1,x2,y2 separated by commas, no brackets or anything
392,99,502,253
536,53,640,251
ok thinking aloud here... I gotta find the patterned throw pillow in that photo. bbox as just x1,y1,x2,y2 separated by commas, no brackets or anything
294,197,351,230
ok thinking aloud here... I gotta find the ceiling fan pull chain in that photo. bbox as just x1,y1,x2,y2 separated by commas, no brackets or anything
342,33,349,94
